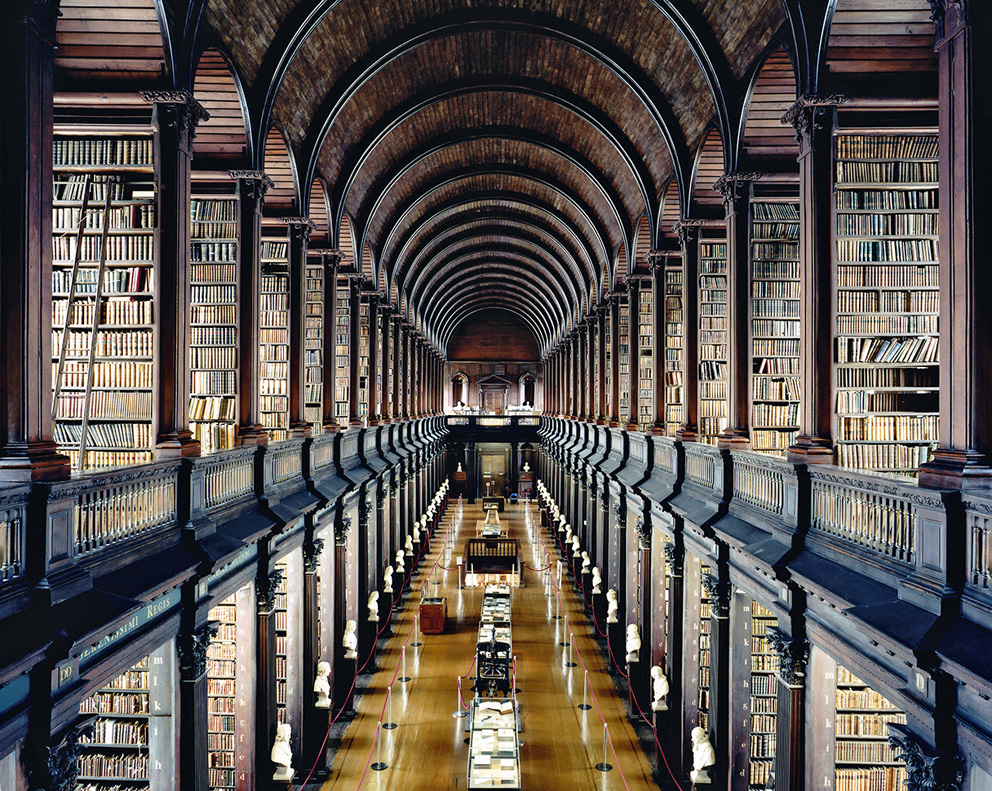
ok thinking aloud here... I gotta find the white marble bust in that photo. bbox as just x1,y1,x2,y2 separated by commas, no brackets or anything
383,565,394,594
564,524,572,543
625,624,641,663
314,661,331,708
581,551,591,573
367,591,380,622
343,620,358,660
591,567,602,594
523,461,531,472
571,535,581,557
690,727,716,784
650,666,669,711
271,723,294,780
395,550,405,574
457,462,463,472
412,521,421,543
606,588,618,623
404,535,414,556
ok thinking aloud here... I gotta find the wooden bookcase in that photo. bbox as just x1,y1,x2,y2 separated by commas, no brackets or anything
833,664,907,791
698,233,728,443
189,194,239,453
750,200,801,456
664,261,684,436
697,563,712,733
637,282,654,432
259,232,290,441
51,130,157,471
334,277,350,422
76,644,173,791
274,560,289,725
358,297,370,421
748,602,778,789
304,261,324,433
206,596,238,790
833,132,940,475
618,296,631,425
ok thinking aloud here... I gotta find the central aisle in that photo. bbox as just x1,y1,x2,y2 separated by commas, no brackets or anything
319,499,658,790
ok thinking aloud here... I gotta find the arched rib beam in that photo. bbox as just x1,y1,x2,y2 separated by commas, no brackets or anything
437,292,554,353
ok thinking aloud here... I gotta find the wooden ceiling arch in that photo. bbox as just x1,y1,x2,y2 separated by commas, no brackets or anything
379,188,605,292
382,199,598,295
307,178,331,247
191,48,251,165
260,126,298,214
436,293,556,352
442,301,549,354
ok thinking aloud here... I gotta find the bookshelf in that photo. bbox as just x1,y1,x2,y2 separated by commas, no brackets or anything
698,564,712,732
664,261,684,436
698,234,728,443
334,277,350,422
275,560,289,725
304,261,324,433
751,201,801,455
77,657,151,789
638,283,654,432
207,597,238,790
51,133,157,472
259,233,290,441
834,664,907,791
374,308,384,419
604,308,612,419
358,298,370,421
833,132,939,476
593,313,601,420
749,602,778,790
618,297,630,425
189,196,239,453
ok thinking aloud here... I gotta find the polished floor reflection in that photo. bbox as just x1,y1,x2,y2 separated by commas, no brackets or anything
320,499,658,790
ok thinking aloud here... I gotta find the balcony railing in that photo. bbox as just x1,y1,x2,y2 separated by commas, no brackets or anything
74,465,179,556
685,445,716,490
271,442,303,484
967,509,992,590
809,469,915,563
203,449,255,511
0,508,23,582
732,453,786,518
445,415,542,428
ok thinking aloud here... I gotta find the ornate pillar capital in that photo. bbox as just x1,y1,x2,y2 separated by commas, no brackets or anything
257,567,284,615
673,218,704,247
303,538,324,573
888,724,964,791
766,628,809,688
178,622,219,681
663,542,684,577
701,573,731,619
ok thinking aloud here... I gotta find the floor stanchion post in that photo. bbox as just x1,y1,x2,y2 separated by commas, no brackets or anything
595,723,612,772
579,670,591,710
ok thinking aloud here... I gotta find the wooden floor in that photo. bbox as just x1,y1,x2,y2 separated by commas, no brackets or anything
318,500,659,790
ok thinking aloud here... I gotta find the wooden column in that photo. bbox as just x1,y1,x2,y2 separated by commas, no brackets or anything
625,278,641,432
398,323,409,420
232,171,273,445
349,277,363,427
597,307,608,423
585,317,596,422
783,96,842,463
367,294,380,425
145,93,207,457
312,250,341,432
178,618,214,791
919,1,992,487
649,252,668,434
0,0,68,481
609,296,621,426
675,221,703,441
715,174,757,449
302,540,325,774
702,573,732,789
766,628,809,791
285,218,316,438
332,517,354,718
256,567,281,783
663,543,686,775
380,307,392,423
576,325,587,421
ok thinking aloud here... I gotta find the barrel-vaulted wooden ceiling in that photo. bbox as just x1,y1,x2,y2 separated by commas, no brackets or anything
55,0,938,356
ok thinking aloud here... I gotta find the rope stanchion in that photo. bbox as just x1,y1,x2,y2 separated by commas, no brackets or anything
596,723,613,772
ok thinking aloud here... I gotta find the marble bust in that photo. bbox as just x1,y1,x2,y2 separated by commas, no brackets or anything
571,535,581,558
650,666,669,711
383,565,394,594
625,624,641,663
606,588,618,623
314,661,331,708
581,551,591,573
404,535,414,556
271,723,294,780
342,620,358,660
591,567,602,594
395,550,405,574
523,462,531,472
690,727,716,784
412,521,421,543
457,462,463,472
367,591,379,622
564,524,572,544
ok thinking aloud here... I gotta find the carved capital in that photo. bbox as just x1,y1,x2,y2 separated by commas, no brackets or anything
335,515,351,546
26,0,62,45
766,628,809,688
713,172,763,207
646,250,667,273
701,574,731,618
635,517,651,548
613,500,627,529
178,622,219,681
30,724,91,791
358,499,374,529
673,219,704,248
140,90,210,138
376,487,387,510
929,0,968,40
888,727,964,791
663,542,684,577
310,248,343,269
228,169,275,193
303,539,324,573
781,94,849,147
257,567,284,614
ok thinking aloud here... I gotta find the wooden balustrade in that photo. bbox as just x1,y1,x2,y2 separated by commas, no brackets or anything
271,444,302,484
967,510,992,590
685,446,716,489
0,508,23,581
809,470,916,563
312,436,334,470
732,454,786,517
203,450,255,511
74,468,179,556
654,437,677,475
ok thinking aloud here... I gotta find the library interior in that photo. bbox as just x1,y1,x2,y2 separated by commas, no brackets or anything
0,1,990,790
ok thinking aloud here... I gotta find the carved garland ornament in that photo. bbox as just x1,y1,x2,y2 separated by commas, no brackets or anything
178,621,219,680
701,574,731,619
765,628,809,688
888,731,964,791
303,539,324,573
663,542,684,577
257,568,284,614
335,515,352,546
